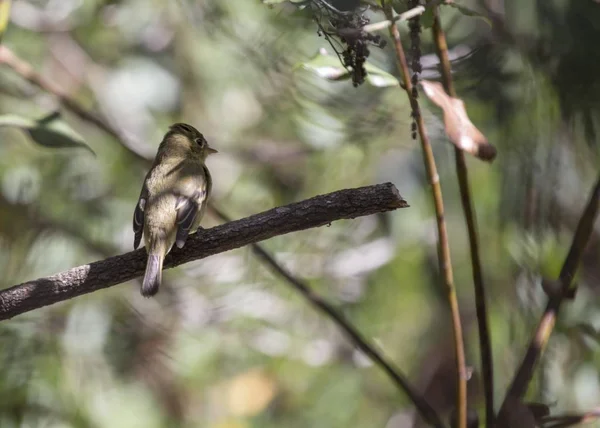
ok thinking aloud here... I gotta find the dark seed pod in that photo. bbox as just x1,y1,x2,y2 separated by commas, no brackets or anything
310,2,390,87
406,0,423,140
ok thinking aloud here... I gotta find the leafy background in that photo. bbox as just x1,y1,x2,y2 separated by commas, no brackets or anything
1,0,600,427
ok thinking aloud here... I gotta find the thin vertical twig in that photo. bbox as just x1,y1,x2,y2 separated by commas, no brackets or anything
430,7,495,427
210,206,447,428
383,3,467,427
498,175,600,419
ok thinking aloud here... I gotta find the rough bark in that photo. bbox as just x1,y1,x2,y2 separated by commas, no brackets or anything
0,183,408,321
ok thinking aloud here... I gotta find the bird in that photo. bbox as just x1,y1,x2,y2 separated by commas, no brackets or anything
132,123,217,297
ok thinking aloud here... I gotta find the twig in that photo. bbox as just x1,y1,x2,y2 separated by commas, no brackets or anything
384,3,467,427
0,183,406,320
498,175,600,418
363,5,426,33
0,45,150,162
211,207,445,428
430,7,495,427
540,407,600,428
362,0,445,33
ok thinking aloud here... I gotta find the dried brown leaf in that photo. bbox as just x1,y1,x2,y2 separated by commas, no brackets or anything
420,80,497,162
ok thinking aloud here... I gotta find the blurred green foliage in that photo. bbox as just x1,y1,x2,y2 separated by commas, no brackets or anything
0,0,600,427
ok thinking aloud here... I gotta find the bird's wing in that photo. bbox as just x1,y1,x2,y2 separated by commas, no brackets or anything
132,185,149,249
174,164,211,249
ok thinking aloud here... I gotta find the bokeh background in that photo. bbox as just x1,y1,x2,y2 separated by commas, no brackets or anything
1,0,600,427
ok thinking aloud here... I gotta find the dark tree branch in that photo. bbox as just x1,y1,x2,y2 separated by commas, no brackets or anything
0,183,407,321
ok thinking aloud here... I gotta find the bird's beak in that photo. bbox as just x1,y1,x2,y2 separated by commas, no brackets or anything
207,147,218,154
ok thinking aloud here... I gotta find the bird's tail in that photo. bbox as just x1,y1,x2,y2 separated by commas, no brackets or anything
141,241,165,297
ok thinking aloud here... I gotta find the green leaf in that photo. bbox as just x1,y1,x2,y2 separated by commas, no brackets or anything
364,62,400,87
0,112,95,153
296,51,351,81
296,50,399,88
420,7,434,29
0,0,11,42
445,2,492,27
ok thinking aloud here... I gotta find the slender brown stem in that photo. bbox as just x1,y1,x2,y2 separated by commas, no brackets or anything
384,3,467,427
498,175,600,418
211,206,446,428
0,45,150,162
430,7,495,427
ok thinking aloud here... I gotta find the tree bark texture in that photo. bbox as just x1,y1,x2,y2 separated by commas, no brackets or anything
0,183,408,321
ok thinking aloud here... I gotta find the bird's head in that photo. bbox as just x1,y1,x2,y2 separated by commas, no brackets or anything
161,123,218,160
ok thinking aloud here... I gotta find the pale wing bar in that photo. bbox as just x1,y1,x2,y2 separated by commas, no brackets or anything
133,198,146,249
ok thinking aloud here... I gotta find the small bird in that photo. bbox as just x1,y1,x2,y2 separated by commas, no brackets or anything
133,123,217,297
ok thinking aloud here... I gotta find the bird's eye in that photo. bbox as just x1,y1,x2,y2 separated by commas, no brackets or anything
194,137,205,147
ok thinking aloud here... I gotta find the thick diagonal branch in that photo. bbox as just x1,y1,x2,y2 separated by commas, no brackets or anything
0,183,407,321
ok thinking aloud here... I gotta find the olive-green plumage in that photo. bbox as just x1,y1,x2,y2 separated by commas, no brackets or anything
133,123,217,297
